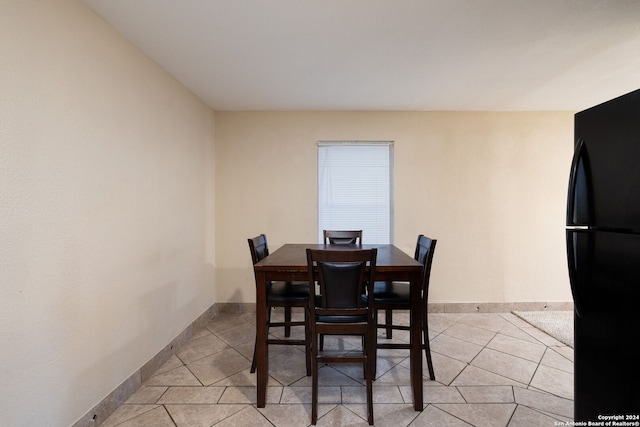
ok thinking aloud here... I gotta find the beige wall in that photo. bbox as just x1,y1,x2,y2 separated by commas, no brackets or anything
1,1,215,425
215,111,574,304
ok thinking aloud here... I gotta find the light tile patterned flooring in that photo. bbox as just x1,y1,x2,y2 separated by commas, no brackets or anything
102,311,574,426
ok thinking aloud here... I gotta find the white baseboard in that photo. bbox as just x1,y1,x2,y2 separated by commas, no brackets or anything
428,301,574,313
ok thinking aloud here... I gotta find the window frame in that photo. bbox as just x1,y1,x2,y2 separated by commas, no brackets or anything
317,141,394,244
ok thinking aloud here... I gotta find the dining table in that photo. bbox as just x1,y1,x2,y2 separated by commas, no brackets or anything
253,243,425,411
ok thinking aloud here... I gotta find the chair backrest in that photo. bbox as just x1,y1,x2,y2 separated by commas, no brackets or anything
307,249,376,313
323,230,362,245
414,235,437,294
248,234,269,265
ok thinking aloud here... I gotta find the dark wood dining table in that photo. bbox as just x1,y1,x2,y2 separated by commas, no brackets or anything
253,243,424,411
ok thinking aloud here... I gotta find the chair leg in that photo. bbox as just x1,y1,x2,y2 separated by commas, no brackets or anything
366,372,373,425
304,306,312,376
251,305,272,374
372,327,378,380
385,309,393,339
366,330,375,425
250,337,257,373
319,334,324,351
425,338,435,381
423,310,435,381
311,330,319,424
284,307,292,337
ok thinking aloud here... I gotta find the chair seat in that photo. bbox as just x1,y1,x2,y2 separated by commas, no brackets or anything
316,294,369,309
267,281,309,302
317,314,368,323
372,281,410,304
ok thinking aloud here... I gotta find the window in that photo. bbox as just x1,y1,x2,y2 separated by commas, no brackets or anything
317,141,393,244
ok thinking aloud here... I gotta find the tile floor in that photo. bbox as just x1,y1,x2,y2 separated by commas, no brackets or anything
101,311,574,426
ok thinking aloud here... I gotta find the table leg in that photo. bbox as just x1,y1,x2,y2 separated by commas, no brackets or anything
410,270,423,410
256,270,268,408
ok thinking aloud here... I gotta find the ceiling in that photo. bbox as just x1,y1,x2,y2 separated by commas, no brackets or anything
82,0,640,112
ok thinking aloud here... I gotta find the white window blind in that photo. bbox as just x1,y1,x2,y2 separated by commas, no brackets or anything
317,142,393,244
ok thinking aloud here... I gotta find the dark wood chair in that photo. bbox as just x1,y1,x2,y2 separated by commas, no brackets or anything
248,234,311,376
323,229,362,245
306,248,377,425
320,229,363,350
372,235,437,380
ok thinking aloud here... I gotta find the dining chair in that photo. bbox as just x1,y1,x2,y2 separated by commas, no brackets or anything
323,229,362,245
306,248,377,425
372,235,437,380
320,229,363,350
248,234,311,376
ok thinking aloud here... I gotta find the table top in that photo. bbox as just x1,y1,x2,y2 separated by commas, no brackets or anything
254,243,422,272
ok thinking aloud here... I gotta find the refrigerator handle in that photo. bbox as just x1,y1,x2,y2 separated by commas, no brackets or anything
566,230,584,317
566,139,590,226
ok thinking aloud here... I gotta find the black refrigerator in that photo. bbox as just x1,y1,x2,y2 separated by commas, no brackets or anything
567,88,640,421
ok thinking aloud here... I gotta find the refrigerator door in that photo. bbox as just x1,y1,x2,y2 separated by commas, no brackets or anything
568,229,640,420
574,88,640,231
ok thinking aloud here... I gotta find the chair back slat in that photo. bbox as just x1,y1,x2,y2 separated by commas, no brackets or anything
323,230,362,245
